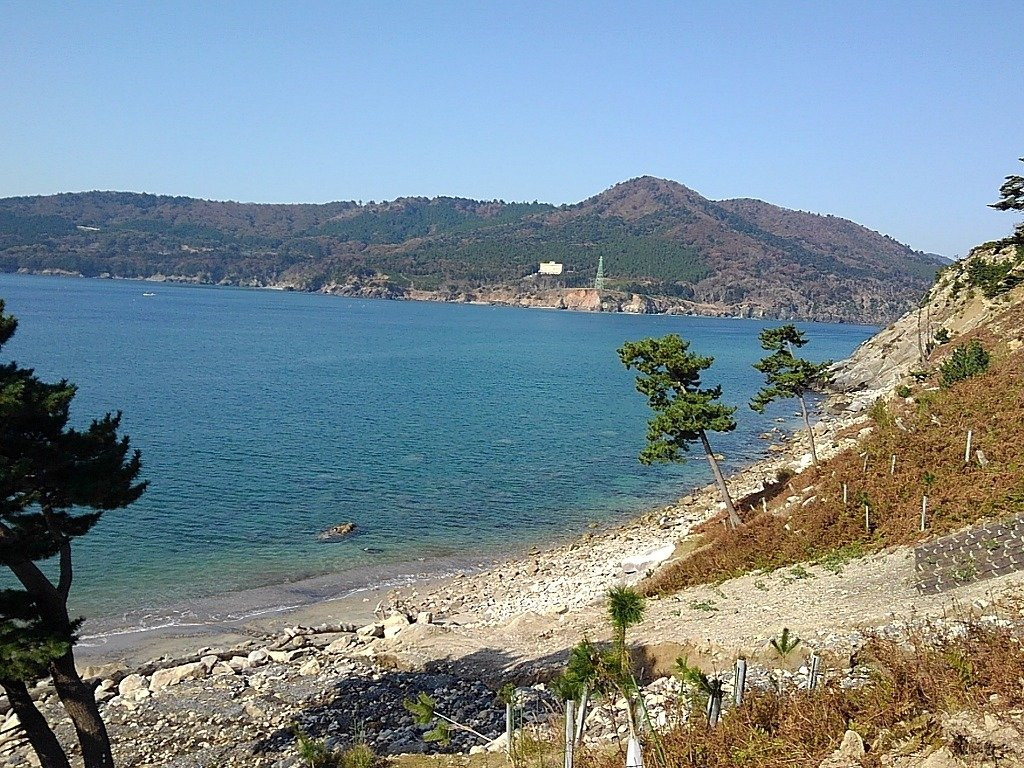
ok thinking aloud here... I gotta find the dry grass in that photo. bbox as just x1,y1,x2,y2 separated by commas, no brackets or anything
579,615,1024,768
643,343,1024,596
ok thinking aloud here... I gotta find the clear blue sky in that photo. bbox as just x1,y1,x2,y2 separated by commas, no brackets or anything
2,1,1021,257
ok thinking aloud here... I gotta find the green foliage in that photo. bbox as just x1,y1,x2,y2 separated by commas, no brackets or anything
933,327,951,344
750,325,832,413
939,340,990,388
770,628,801,658
0,298,147,765
553,639,605,702
966,257,1023,298
497,681,517,705
868,399,894,429
341,745,377,768
290,727,377,768
292,725,332,768
0,591,78,683
618,334,736,465
402,691,437,725
423,721,452,746
815,542,866,575
990,156,1024,241
896,384,912,398
990,158,1024,213
402,692,453,745
0,187,945,324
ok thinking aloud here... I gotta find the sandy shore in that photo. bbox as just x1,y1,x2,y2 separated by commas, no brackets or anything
74,391,856,673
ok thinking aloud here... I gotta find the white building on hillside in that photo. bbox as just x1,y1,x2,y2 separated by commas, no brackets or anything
538,261,564,275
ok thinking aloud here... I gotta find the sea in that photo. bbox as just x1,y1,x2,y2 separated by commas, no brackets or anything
0,274,874,637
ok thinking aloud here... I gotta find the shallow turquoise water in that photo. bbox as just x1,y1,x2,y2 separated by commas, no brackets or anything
0,274,873,623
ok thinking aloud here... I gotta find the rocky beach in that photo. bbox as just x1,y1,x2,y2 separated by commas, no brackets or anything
4,240,1024,768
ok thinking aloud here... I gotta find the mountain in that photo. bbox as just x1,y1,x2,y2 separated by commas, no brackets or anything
0,176,947,323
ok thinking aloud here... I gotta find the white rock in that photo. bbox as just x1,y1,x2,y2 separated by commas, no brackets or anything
416,611,434,625
356,623,384,639
268,649,300,663
149,661,206,691
382,614,410,639
485,733,509,752
247,649,270,666
228,655,252,672
298,658,321,676
118,674,147,697
200,654,220,671
325,637,352,654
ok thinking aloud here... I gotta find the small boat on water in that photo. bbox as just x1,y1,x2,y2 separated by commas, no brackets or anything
142,292,156,297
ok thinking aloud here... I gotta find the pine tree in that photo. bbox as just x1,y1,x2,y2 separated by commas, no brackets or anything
750,325,832,466
618,334,741,528
990,157,1024,240
0,299,147,768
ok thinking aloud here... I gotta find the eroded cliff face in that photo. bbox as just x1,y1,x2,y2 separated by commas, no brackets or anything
830,241,1024,407
304,283,821,320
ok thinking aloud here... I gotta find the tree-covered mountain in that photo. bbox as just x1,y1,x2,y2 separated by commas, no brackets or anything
0,176,946,323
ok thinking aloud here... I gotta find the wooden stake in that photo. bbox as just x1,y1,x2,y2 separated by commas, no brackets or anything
762,497,768,515
965,430,973,463
842,483,848,507
734,658,747,706
862,453,869,472
921,496,928,532
890,454,897,474
506,702,514,757
706,687,722,727
564,699,575,768
809,653,822,690
864,504,870,533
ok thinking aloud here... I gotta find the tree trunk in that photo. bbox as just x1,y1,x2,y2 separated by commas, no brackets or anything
48,650,115,768
699,429,741,528
4,557,115,768
798,395,819,466
1,679,72,768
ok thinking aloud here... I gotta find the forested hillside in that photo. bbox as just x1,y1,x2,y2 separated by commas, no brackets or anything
0,177,946,323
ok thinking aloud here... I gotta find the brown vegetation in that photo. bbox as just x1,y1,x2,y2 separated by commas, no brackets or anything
579,614,1024,768
642,341,1024,596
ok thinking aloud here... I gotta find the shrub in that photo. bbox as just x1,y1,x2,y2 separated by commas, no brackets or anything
933,327,950,344
896,384,911,398
939,340,990,388
966,256,1023,298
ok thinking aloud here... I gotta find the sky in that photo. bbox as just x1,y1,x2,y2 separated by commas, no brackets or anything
1,1,1022,257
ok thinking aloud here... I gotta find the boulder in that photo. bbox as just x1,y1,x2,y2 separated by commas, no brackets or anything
268,649,301,664
117,674,147,697
818,729,865,768
356,623,384,639
149,661,206,691
415,611,434,625
318,522,357,541
247,649,270,666
383,614,410,639
325,637,353,654
298,658,321,676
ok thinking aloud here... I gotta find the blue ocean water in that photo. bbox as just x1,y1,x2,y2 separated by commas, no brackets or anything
0,275,873,623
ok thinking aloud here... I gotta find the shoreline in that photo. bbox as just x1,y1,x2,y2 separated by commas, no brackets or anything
3,270,886,326
73,394,849,672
